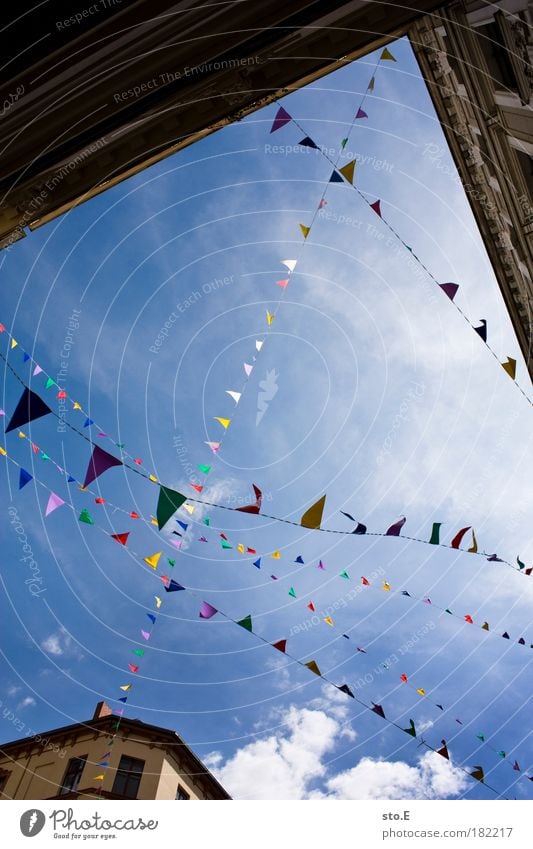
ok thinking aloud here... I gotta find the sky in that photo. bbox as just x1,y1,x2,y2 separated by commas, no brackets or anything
1,37,532,801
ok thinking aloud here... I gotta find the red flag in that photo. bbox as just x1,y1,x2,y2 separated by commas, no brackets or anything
111,533,129,546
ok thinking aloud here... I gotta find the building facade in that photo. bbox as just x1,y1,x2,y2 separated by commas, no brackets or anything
410,0,533,376
0,702,230,800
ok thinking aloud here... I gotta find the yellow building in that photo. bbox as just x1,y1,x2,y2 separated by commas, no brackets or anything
0,702,230,800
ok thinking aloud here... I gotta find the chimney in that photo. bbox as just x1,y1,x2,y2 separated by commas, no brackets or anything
93,701,113,719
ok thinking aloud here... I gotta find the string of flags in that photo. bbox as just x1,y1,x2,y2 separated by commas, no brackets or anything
5,436,522,794
267,75,531,407
2,365,529,580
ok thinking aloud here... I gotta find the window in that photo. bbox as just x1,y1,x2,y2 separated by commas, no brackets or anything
175,785,190,800
111,755,144,799
60,756,87,795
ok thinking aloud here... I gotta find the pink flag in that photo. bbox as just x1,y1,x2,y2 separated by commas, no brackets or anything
244,363,253,377
45,492,65,517
385,516,406,536
199,601,218,619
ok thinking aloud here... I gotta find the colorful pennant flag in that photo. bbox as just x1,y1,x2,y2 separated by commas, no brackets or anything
199,601,218,619
439,282,459,301
156,485,186,530
226,391,241,404
19,468,32,489
300,495,326,529
45,492,65,517
236,484,262,514
144,551,162,569
339,160,356,184
5,387,52,433
501,357,516,380
83,445,122,488
385,516,406,536
270,106,291,133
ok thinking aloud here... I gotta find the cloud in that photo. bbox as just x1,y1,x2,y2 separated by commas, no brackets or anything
17,697,36,710
41,627,84,659
206,704,340,799
207,696,466,800
312,751,468,800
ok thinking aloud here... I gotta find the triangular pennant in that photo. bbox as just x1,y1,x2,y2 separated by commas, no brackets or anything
305,660,321,676
474,320,487,342
367,76,375,91
295,555,304,564
298,136,318,149
144,551,162,569
307,602,315,612
468,529,478,553
369,199,381,217
198,464,211,474
199,601,218,619
45,492,65,517
451,526,471,549
236,484,263,514
288,587,296,598
281,259,297,272
355,108,367,119
156,485,186,530
323,617,334,626
470,766,484,783
67,475,75,483
146,613,156,624
253,558,261,569
237,615,252,632
189,483,203,493
133,649,145,657
339,160,356,184
385,516,406,536
276,278,289,289
371,703,385,718
436,740,449,759
83,444,122,488
272,639,286,653
439,282,459,301
340,570,349,579
271,550,281,559
255,340,264,351
128,664,139,673
205,441,220,454
226,390,241,404
141,630,150,640
340,138,348,149
337,683,355,698
317,560,325,570
244,363,253,376
501,357,516,380
429,522,441,545
266,310,275,326
5,387,52,433
300,494,326,529
214,416,231,429
380,47,396,61
329,170,344,183
111,532,129,546
299,224,311,239
270,106,291,133
403,719,416,737
19,468,32,489
78,508,94,525
45,378,54,389
33,364,43,376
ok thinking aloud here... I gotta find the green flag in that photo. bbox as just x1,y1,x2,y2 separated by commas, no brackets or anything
79,508,94,525
237,615,252,632
157,485,186,530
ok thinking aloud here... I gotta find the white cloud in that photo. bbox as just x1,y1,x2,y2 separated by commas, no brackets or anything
312,751,468,800
17,697,36,710
207,699,467,800
41,627,84,659
206,704,340,799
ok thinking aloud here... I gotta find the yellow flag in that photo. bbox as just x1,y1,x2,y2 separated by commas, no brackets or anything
73,402,82,410
266,311,274,326
119,684,132,691
381,47,396,61
144,551,162,569
94,774,105,780
214,417,231,429
468,529,478,553
151,517,158,526
182,503,195,515
300,495,326,529
236,543,245,553
155,596,162,608
324,617,334,626
416,688,425,696
0,446,6,456
149,474,158,482
339,160,356,184
271,550,281,559
382,581,391,591
299,224,310,239
11,338,17,349
18,431,25,438
501,357,516,380
305,660,321,676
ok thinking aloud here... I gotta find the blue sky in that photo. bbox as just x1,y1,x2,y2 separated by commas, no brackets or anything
1,37,532,800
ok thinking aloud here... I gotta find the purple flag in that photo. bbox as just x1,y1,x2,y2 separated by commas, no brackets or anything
83,444,123,487
270,106,291,133
385,516,406,536
199,601,218,619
